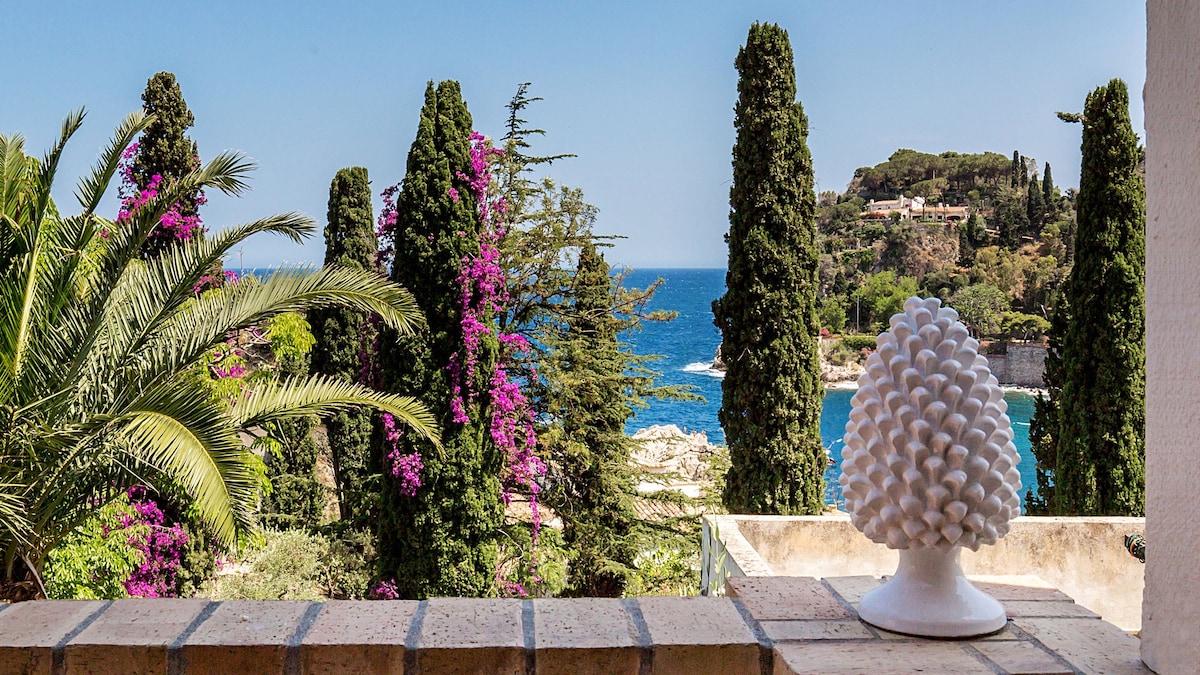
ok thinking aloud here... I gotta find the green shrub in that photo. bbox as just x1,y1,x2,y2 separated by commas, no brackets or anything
44,497,146,599
624,541,699,597
840,335,878,352
204,529,372,601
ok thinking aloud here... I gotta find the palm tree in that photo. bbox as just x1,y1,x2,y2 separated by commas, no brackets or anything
0,110,437,590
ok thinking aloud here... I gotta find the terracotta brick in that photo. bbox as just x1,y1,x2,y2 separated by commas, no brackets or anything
533,598,638,675
180,600,313,675
636,597,758,675
773,641,992,675
972,640,1073,674
819,575,881,606
1003,600,1099,618
759,620,874,642
1012,617,1151,674
415,598,524,674
0,600,107,675
725,576,850,620
300,601,415,675
63,598,208,675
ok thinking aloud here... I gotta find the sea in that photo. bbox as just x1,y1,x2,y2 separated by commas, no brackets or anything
244,266,1038,509
619,268,1038,509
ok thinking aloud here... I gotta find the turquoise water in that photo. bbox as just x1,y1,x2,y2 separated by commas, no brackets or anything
621,268,1038,509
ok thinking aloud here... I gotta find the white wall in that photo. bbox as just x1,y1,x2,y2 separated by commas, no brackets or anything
1143,2,1200,671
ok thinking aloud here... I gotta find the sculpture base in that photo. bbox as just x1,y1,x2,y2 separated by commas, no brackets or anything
858,547,1007,638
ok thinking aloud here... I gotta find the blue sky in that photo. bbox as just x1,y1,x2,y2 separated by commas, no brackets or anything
4,1,1145,269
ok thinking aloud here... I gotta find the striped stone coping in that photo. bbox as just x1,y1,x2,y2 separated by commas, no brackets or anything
0,576,1147,674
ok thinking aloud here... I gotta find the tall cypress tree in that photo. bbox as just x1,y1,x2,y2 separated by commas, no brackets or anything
1042,162,1056,217
261,339,325,530
310,167,381,524
1026,173,1044,231
541,243,640,597
714,23,825,515
1010,150,1023,187
134,72,204,258
377,81,503,597
1036,79,1145,516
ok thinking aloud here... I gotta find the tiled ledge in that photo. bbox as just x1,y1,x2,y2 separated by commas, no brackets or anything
0,577,1148,674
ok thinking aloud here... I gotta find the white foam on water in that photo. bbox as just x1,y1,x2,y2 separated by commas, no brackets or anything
682,361,724,378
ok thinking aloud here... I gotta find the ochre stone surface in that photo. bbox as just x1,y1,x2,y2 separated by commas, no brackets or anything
300,600,415,675
773,641,993,675
415,598,524,674
179,600,312,675
0,600,106,675
63,598,208,675
1013,617,1151,674
637,597,758,674
724,576,849,620
533,598,639,675
759,619,874,641
971,640,1073,675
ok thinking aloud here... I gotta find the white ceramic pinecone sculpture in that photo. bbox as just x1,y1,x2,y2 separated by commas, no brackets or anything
839,297,1022,552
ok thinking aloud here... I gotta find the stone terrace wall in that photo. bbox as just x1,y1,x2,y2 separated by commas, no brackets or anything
0,579,1149,674
984,344,1047,388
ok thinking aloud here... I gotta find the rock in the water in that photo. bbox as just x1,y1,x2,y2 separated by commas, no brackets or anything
711,345,726,371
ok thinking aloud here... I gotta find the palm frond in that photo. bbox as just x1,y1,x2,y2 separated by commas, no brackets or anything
112,382,260,546
129,265,423,390
73,110,151,214
232,375,440,446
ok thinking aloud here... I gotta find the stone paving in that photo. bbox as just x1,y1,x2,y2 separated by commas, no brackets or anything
726,575,1151,675
0,576,1150,674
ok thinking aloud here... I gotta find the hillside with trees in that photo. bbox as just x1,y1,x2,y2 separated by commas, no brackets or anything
817,148,1077,344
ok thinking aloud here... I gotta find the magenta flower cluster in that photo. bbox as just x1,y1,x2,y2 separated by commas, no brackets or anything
209,341,247,380
368,578,400,600
445,133,547,592
120,487,190,598
192,269,239,295
382,413,422,497
374,184,401,269
116,143,206,241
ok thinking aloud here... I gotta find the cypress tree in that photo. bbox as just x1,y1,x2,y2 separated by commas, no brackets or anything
1010,150,1022,187
1026,173,1044,231
1042,162,1056,216
1040,79,1146,516
310,167,381,524
377,81,504,597
134,72,204,258
261,344,325,530
542,243,640,597
714,22,826,515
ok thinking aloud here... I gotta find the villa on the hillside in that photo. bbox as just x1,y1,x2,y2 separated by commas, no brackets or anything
862,195,969,222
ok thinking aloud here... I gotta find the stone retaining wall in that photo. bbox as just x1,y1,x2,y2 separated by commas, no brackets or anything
984,343,1047,388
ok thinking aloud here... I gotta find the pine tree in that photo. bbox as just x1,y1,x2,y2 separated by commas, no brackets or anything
310,167,381,524
134,72,205,258
714,23,826,515
1037,79,1145,516
494,86,696,596
539,243,640,596
377,81,504,597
